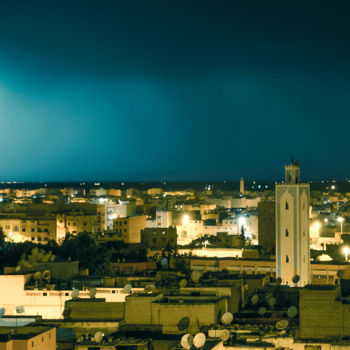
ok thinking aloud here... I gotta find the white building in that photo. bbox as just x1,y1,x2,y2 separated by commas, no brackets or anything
146,210,173,228
276,162,310,286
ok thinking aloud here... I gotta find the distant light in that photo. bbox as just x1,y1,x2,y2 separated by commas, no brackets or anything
258,185,261,189
331,185,335,190
337,217,344,223
324,218,328,223
265,185,268,188
343,246,349,261
0,198,3,202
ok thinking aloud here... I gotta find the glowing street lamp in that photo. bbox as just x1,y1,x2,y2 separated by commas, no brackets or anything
337,217,344,234
343,246,349,262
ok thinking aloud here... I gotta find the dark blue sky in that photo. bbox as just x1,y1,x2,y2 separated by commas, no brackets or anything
1,0,350,181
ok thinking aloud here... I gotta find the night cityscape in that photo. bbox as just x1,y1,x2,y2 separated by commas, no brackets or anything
1,1,350,349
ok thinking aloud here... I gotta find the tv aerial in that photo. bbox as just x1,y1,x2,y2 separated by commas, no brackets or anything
181,333,193,349
122,284,132,294
71,288,80,300
177,316,190,332
287,306,298,318
276,319,289,330
193,333,206,348
221,312,233,325
89,287,97,299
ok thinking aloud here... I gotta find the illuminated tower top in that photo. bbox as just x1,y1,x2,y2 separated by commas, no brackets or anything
285,160,301,185
240,177,244,195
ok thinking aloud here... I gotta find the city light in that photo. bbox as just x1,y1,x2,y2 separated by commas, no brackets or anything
313,221,321,230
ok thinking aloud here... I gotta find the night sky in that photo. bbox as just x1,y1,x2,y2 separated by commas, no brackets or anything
1,0,350,181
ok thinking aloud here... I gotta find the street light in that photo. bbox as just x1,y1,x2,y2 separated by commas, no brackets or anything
337,217,344,234
343,246,349,262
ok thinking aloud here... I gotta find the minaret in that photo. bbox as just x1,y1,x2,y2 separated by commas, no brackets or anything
240,177,245,195
275,161,310,286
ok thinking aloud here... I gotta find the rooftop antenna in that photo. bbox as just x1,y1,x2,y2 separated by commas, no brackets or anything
181,333,193,349
221,312,233,325
193,332,206,348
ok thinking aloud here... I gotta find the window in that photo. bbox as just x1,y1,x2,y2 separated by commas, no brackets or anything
124,221,127,224
44,237,48,241
32,341,34,347
22,228,26,232
286,255,289,263
285,229,289,237
14,226,19,232
31,237,35,241
38,237,42,241
43,292,47,296
285,202,289,210
152,238,156,243
31,228,35,232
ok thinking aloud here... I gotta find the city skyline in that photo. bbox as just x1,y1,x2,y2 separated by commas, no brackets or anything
1,1,350,181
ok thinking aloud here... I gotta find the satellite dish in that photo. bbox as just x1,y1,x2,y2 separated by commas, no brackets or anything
258,307,267,316
191,271,201,284
287,306,298,318
221,312,233,325
144,284,156,293
16,305,24,314
177,316,190,332
71,288,80,300
292,275,300,284
94,331,104,343
42,270,50,281
122,284,132,294
33,271,42,281
276,319,289,330
89,287,97,299
267,296,276,308
193,333,206,348
180,279,187,288
251,294,259,305
220,329,230,341
181,333,193,349
0,308,5,318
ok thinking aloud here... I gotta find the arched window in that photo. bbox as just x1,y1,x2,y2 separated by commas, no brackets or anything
285,202,289,210
286,255,289,263
286,229,289,237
